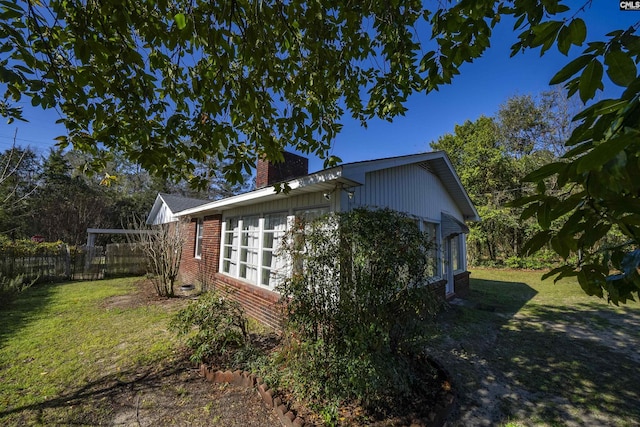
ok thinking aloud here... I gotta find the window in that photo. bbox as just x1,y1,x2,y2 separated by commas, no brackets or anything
423,221,441,278
239,216,260,282
451,234,465,272
194,218,204,259
222,218,239,276
221,213,291,289
261,213,288,287
295,207,330,222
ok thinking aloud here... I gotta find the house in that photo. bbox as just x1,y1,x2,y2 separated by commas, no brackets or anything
149,152,480,328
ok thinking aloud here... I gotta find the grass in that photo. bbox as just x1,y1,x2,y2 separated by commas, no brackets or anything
0,277,183,425
435,268,640,427
2,271,639,426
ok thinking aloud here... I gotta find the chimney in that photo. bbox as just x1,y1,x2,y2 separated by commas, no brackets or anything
256,151,309,189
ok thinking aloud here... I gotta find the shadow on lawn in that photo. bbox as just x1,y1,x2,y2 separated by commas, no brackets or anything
0,358,189,425
438,277,640,426
492,303,640,425
0,283,60,347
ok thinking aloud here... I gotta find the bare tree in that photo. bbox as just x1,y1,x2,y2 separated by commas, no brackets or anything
1,132,37,208
129,217,189,297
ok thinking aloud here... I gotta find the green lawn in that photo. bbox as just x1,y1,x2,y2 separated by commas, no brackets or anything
2,271,639,426
435,268,640,427
0,277,183,425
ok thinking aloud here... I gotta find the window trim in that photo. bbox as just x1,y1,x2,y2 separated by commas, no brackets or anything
194,218,204,259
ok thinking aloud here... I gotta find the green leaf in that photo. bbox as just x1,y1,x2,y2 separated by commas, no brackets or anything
574,99,629,120
174,13,187,30
576,133,635,174
538,200,553,230
549,54,593,85
604,50,637,87
578,60,604,103
549,192,585,221
567,18,586,47
522,161,565,182
522,230,553,256
557,25,571,56
541,265,574,281
550,236,571,259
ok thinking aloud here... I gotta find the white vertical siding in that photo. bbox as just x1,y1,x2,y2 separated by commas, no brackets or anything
222,191,331,217
347,163,464,221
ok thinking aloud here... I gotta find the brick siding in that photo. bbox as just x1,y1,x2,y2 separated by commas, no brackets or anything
453,271,471,297
179,215,222,290
214,274,283,330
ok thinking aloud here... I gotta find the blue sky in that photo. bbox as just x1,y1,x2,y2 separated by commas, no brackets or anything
1,3,638,174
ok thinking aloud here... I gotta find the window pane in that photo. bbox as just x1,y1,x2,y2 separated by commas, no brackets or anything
195,219,203,258
451,236,460,271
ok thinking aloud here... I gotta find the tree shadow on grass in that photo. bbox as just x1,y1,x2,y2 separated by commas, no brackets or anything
435,277,640,426
493,303,640,425
0,283,60,347
0,358,189,425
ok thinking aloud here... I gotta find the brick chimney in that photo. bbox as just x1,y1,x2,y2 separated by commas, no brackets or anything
256,151,309,188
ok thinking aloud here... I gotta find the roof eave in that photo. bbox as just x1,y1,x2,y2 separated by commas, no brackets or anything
176,166,359,217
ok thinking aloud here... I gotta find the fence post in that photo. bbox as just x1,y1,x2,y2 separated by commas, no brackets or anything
64,244,71,280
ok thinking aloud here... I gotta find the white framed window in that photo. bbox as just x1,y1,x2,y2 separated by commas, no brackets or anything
239,216,260,282
261,213,288,287
220,213,293,290
221,218,239,276
194,218,204,259
295,206,330,222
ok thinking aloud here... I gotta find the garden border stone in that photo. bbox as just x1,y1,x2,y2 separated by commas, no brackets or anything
199,356,456,427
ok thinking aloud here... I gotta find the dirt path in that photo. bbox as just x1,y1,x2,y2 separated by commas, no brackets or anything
108,361,281,427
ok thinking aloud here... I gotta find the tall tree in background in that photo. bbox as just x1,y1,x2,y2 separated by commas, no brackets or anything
432,90,577,265
29,148,109,245
0,144,38,237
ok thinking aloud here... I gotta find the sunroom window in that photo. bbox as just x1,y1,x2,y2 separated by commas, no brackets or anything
220,213,291,290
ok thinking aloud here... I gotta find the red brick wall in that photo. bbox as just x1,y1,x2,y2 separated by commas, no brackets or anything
179,215,222,290
431,272,470,301
214,274,283,330
432,279,447,300
453,271,471,297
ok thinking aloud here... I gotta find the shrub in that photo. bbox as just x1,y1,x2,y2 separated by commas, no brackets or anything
273,208,443,411
169,290,250,364
0,273,36,306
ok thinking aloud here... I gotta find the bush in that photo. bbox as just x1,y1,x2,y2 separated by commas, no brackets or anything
0,273,36,306
169,290,250,364
272,208,443,412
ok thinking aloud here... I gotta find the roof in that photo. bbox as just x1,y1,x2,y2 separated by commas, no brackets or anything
158,193,210,212
177,151,480,222
146,193,209,224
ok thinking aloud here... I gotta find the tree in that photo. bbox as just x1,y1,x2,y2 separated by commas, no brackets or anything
29,148,109,245
0,1,610,183
0,142,38,237
1,1,638,299
132,218,189,298
432,90,578,265
276,209,441,411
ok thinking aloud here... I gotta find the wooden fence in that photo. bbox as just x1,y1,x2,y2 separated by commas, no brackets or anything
0,243,148,283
